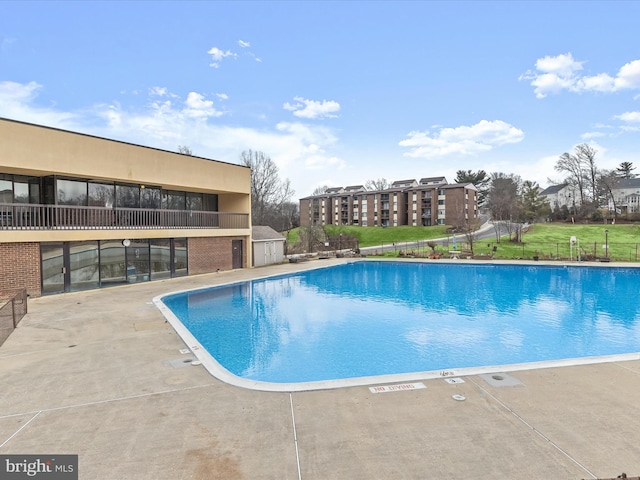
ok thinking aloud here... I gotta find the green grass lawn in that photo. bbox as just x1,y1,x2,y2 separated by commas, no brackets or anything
287,222,640,261
287,225,450,248
472,223,640,261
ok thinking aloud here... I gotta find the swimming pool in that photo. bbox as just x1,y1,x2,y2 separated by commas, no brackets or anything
155,261,640,391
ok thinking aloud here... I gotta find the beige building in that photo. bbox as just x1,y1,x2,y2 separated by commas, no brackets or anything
300,177,478,228
0,118,251,297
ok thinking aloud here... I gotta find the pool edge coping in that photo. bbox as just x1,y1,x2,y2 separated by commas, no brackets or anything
153,259,640,392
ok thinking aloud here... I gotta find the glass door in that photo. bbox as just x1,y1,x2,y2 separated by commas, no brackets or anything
41,243,68,294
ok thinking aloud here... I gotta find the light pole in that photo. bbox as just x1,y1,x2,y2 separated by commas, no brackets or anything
605,229,609,258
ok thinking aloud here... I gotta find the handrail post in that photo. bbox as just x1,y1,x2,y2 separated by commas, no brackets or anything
12,297,16,328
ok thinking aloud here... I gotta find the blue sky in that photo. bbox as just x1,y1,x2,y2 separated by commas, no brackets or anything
2,1,640,199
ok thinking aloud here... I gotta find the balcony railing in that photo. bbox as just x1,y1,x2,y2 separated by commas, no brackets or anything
0,203,249,230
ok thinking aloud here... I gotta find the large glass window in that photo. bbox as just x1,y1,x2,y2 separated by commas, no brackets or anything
0,179,12,203
162,190,185,210
70,241,99,291
141,187,161,209
100,240,126,286
203,193,218,212
57,179,87,205
41,243,65,295
186,192,202,210
174,238,188,276
150,239,172,280
88,183,115,207
29,179,40,204
13,177,29,203
116,185,140,208
127,239,150,283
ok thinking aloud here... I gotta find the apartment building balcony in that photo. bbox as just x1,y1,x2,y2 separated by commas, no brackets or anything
0,203,249,231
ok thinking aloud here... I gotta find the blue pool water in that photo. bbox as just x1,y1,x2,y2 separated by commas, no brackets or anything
160,261,640,386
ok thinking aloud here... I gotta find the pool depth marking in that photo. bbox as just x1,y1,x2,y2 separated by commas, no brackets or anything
369,382,426,393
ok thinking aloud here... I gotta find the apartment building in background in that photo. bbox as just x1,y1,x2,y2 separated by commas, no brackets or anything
300,177,478,228
0,118,252,297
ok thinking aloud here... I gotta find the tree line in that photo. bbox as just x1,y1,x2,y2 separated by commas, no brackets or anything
180,144,635,234
456,144,635,227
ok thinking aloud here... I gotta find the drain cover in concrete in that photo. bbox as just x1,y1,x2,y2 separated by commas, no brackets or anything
164,356,197,368
444,378,465,384
479,372,523,387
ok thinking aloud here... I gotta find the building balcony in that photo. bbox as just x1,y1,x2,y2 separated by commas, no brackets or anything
0,203,249,231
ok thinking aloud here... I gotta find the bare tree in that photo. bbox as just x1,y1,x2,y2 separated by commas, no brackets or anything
365,178,389,191
575,144,599,204
177,145,193,155
450,196,481,254
312,185,329,196
555,143,599,208
240,150,294,227
555,150,587,206
297,225,327,253
598,169,621,220
486,172,522,242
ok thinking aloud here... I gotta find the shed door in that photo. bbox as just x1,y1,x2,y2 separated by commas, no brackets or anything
232,240,243,269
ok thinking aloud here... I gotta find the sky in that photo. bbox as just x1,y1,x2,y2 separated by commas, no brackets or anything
1,1,640,200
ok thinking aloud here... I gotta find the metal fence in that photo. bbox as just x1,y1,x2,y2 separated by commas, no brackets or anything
0,203,249,230
366,239,640,262
0,289,28,348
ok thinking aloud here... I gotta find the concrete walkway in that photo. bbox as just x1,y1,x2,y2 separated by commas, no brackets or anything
1,259,639,479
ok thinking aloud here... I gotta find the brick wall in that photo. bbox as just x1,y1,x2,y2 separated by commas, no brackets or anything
188,237,246,274
0,242,41,297
299,199,310,227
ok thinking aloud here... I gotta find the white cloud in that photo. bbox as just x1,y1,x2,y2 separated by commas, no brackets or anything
581,131,606,140
183,92,223,119
148,86,179,98
399,120,524,158
575,73,616,93
615,60,640,89
614,111,640,122
149,86,168,96
216,93,229,100
536,52,584,77
0,80,350,197
522,53,640,98
0,80,78,127
238,40,250,48
283,96,340,119
207,47,236,68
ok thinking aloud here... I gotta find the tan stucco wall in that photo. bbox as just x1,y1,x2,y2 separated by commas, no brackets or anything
0,228,251,243
0,118,250,195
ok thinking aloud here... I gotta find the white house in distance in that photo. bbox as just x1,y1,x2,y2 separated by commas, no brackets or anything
539,184,580,210
541,178,640,215
609,178,640,213
252,226,286,267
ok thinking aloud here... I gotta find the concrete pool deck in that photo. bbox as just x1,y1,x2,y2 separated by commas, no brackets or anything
1,258,639,479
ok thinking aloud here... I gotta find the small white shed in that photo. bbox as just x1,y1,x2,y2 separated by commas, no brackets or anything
252,226,286,267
